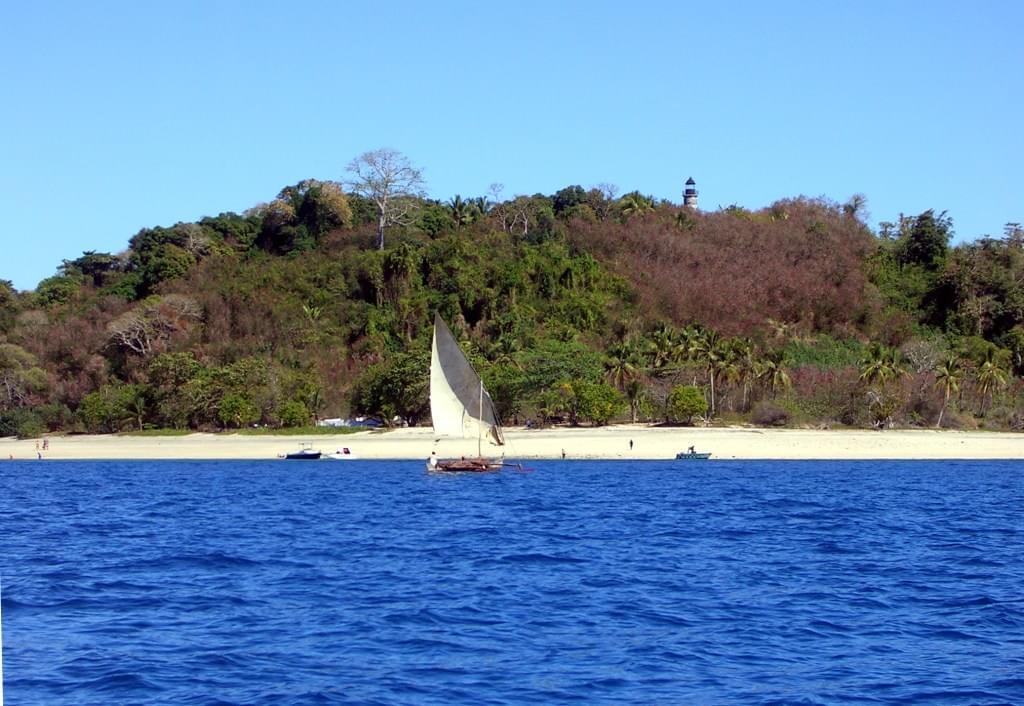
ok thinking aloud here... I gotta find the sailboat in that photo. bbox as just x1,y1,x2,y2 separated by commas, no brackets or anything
427,312,506,472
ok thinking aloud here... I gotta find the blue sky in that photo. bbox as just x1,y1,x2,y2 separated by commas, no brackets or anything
1,1,1021,290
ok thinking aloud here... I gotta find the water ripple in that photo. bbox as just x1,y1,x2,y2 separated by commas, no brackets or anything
1,459,1023,704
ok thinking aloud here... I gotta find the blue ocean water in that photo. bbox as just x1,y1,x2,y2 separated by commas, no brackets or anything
1,459,1023,705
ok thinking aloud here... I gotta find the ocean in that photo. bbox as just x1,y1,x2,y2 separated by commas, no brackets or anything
1,459,1023,705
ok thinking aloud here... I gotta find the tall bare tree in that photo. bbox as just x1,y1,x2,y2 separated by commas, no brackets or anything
346,149,426,250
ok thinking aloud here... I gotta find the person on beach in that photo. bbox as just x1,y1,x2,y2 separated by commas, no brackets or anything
561,448,566,459
629,439,633,451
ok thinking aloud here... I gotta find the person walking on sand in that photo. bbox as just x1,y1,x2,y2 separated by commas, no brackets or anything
629,439,633,451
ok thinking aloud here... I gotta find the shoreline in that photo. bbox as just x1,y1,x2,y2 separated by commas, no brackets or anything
1,425,1022,461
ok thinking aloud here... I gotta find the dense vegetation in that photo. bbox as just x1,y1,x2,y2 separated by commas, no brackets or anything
2,151,1022,437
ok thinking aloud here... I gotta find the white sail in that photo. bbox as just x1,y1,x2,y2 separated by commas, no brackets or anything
429,313,504,446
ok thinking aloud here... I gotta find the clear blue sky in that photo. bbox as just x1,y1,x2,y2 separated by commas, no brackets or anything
1,1,1021,290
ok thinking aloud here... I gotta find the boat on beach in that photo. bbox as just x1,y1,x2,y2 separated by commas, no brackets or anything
280,443,322,460
324,447,357,460
427,313,509,472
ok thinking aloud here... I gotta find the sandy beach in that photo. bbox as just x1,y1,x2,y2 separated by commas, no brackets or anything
2,425,1022,461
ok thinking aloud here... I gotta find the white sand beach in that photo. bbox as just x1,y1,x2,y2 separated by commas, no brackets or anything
2,425,1022,461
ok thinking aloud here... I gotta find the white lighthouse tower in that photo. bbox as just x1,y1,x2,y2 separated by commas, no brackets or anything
683,177,698,210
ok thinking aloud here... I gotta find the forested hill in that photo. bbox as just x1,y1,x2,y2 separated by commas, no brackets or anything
1,159,1023,437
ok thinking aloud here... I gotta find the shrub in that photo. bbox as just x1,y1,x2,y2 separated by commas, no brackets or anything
0,408,45,438
16,414,46,439
751,402,789,427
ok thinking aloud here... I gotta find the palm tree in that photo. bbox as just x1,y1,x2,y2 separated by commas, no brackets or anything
723,338,756,412
448,195,474,229
933,355,962,428
859,343,905,388
604,340,640,392
618,191,655,220
624,378,647,423
644,324,677,373
976,349,1009,415
859,344,907,428
690,330,724,418
490,334,523,368
469,196,491,218
126,386,147,431
755,350,791,398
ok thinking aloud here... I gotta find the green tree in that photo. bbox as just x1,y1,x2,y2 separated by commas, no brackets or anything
136,243,196,293
61,251,120,287
417,202,455,237
0,279,17,334
484,362,527,423
515,338,604,401
147,352,204,428
552,185,587,217
79,383,145,433
35,274,82,307
666,385,708,424
350,349,429,426
218,392,260,429
574,380,626,426
258,179,353,254
278,399,310,427
898,210,952,270
0,343,49,410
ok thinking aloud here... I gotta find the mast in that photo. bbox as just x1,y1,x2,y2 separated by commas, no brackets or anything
478,379,484,458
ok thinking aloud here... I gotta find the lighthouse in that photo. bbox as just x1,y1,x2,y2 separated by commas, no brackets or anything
683,177,698,210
